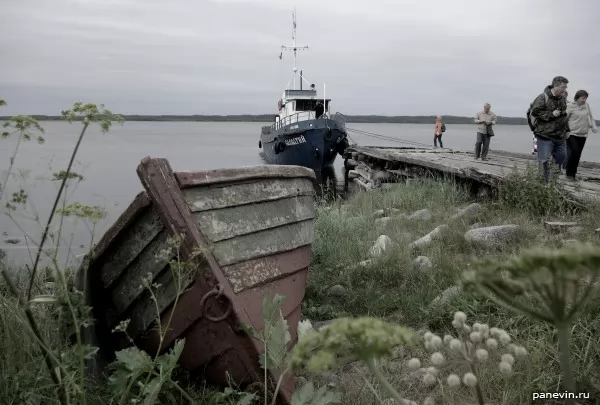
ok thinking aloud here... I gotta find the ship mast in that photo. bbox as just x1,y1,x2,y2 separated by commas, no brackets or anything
279,8,308,90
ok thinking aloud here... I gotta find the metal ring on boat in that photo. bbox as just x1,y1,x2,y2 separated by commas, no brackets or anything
200,285,233,322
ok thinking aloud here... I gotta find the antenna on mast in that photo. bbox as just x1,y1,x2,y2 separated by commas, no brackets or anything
280,8,308,90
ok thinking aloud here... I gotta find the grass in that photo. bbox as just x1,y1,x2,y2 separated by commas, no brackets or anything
304,177,600,404
2,173,600,404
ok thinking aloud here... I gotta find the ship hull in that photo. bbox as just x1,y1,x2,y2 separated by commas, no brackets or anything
260,118,349,170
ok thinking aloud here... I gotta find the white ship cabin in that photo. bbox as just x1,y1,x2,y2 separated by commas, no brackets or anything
273,85,331,130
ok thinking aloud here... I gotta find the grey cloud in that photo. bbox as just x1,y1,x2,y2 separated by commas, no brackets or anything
1,0,598,116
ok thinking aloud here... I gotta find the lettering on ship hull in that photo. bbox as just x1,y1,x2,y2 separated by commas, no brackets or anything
284,135,307,146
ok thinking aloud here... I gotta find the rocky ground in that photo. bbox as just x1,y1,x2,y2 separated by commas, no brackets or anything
301,178,600,404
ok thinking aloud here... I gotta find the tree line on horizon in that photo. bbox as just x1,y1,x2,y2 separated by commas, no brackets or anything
2,113,598,126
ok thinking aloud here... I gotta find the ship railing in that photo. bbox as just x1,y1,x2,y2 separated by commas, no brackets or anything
272,111,316,131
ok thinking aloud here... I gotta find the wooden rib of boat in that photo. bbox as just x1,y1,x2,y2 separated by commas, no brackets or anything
84,157,317,403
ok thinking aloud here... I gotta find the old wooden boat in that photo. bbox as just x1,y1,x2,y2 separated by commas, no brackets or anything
83,157,317,403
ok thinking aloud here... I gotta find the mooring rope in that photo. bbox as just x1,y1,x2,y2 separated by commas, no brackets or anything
345,127,433,149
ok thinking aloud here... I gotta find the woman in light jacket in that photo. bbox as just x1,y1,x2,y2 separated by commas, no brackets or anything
565,90,597,181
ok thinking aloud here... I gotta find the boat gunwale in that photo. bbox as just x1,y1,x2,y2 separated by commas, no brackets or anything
174,164,317,189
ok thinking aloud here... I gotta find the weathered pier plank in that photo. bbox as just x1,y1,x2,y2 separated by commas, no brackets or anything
345,146,600,202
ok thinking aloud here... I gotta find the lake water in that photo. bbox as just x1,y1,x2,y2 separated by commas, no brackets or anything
1,121,599,266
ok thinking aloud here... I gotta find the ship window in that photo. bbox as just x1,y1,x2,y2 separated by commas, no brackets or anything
295,99,330,111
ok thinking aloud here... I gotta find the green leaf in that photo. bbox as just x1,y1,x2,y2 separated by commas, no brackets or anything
235,392,257,405
115,347,153,372
292,381,315,405
142,377,163,405
264,314,292,370
82,344,99,360
312,386,341,405
107,366,136,394
155,338,185,372
259,293,291,370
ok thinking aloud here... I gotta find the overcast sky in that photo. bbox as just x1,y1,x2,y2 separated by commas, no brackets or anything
1,0,598,117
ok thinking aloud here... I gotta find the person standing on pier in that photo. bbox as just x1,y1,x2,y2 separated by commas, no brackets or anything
474,103,497,160
531,91,568,156
433,115,445,148
528,76,570,181
565,90,597,181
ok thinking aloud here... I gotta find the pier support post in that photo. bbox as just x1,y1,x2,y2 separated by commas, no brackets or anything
343,156,350,193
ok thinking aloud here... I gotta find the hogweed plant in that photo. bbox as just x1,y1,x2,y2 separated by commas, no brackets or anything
289,317,418,405
0,114,45,202
239,293,342,405
26,102,124,300
462,243,600,404
407,312,527,405
0,101,124,404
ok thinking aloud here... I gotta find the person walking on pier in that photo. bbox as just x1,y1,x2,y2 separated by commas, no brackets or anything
433,115,445,148
565,90,597,181
527,76,570,181
532,91,568,156
474,103,497,160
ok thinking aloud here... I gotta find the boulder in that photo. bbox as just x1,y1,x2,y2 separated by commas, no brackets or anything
408,208,432,221
374,216,392,230
451,203,482,224
370,235,394,257
544,221,579,234
464,224,522,249
409,225,449,249
328,284,347,297
373,209,386,218
413,256,433,271
297,319,315,337
430,286,461,308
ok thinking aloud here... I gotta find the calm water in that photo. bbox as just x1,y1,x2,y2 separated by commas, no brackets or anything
1,121,599,266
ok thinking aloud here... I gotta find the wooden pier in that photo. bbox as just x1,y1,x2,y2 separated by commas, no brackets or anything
343,146,600,202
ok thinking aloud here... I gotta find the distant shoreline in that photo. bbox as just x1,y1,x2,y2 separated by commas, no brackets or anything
0,114,531,125
3,114,598,126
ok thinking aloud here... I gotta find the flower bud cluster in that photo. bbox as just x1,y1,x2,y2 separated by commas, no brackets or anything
407,311,528,405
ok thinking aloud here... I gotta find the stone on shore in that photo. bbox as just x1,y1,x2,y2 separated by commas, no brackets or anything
413,256,433,271
328,284,347,297
464,224,522,249
409,225,449,249
451,203,482,224
408,208,432,221
370,235,394,257
373,209,386,218
544,221,579,233
374,216,392,231
430,286,461,308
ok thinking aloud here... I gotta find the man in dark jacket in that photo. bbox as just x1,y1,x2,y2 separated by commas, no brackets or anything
530,76,570,181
